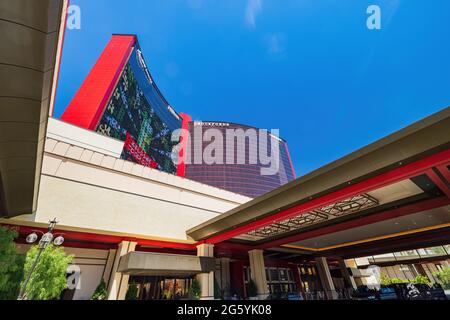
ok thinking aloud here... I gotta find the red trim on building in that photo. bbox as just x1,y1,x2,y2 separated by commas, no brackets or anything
230,260,246,298
2,224,196,251
49,0,70,117
284,142,297,179
426,168,450,198
203,149,450,244
61,35,136,129
176,113,192,177
437,164,450,184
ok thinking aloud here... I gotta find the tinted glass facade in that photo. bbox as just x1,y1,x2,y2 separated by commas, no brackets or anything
96,44,182,174
184,122,295,198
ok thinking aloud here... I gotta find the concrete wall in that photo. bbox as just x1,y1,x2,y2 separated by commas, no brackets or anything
14,119,251,241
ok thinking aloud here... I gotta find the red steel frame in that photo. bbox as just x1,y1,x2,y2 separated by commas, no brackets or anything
258,196,450,249
427,168,450,198
4,224,196,251
284,142,297,179
49,0,70,117
437,164,450,183
177,113,192,177
203,149,450,245
61,35,136,130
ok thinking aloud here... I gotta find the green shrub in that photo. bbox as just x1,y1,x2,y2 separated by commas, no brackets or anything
189,279,201,300
125,284,139,300
247,279,258,297
0,226,25,300
91,279,108,300
214,277,222,299
411,275,431,285
433,267,450,289
380,274,408,285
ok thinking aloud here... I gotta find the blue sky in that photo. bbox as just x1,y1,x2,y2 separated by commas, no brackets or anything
55,0,450,176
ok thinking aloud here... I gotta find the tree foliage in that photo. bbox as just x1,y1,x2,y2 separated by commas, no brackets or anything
189,279,201,300
125,284,139,300
380,274,407,286
433,267,450,289
21,245,73,300
214,277,222,299
91,279,108,300
0,226,25,299
411,274,431,285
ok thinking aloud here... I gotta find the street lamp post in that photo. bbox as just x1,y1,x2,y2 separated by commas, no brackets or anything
17,218,65,300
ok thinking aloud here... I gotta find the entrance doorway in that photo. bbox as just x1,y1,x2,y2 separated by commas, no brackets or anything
129,276,194,300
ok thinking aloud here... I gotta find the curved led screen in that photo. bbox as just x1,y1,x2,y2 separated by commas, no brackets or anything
96,45,182,174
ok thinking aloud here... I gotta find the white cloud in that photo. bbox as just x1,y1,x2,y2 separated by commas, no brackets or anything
245,0,262,29
266,33,287,55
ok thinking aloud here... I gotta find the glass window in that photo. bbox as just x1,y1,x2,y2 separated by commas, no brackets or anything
444,245,450,255
279,269,289,282
394,250,420,260
418,246,446,257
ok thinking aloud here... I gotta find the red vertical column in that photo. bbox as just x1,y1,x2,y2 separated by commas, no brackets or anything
176,112,192,177
61,35,136,130
290,265,305,297
230,260,246,299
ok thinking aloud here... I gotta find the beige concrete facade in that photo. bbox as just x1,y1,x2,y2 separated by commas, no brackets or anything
248,249,269,299
0,0,68,218
315,257,338,300
107,241,137,300
118,251,215,276
196,244,215,300
13,118,251,241
4,119,252,300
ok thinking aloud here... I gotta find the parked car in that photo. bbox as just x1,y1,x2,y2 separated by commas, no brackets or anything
406,283,432,300
429,284,447,300
287,293,303,300
376,286,398,300
390,283,410,300
352,286,377,300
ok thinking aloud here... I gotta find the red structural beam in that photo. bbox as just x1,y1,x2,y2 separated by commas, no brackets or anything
61,35,136,130
257,196,450,249
177,112,192,177
203,149,450,245
4,224,196,251
426,169,450,198
437,164,450,184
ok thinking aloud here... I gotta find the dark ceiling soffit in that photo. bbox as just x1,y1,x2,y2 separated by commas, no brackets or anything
187,107,450,241
232,193,433,247
0,0,66,218
321,227,450,259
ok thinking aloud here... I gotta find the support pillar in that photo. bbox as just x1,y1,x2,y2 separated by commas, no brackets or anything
217,258,231,298
230,260,245,298
292,265,305,297
102,249,116,287
315,257,338,300
248,250,269,299
197,244,215,300
338,259,357,291
107,241,137,300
